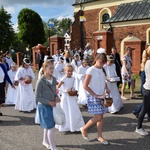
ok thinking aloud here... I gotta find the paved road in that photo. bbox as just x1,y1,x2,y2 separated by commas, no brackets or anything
0,72,150,150
0,97,150,150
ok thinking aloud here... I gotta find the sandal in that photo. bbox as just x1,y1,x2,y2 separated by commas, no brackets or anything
121,96,129,100
130,95,138,99
80,127,89,140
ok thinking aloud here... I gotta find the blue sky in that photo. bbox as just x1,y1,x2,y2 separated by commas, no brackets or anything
0,0,75,31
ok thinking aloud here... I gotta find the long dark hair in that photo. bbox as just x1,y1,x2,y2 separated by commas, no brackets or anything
92,53,107,76
92,53,107,65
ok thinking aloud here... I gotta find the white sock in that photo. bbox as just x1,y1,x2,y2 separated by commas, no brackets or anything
47,128,57,150
43,129,51,149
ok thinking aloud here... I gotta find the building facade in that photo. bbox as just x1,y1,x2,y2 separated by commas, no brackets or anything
71,0,150,73
64,30,71,49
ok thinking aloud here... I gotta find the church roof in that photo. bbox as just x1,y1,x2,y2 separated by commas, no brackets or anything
73,0,95,5
103,0,150,24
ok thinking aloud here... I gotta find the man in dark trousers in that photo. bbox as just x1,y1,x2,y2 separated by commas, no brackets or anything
111,47,122,88
36,49,44,70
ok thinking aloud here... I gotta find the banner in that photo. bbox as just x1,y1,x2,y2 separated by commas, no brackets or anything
80,16,86,22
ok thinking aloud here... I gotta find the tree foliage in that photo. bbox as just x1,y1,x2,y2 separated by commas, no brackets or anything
18,8,45,48
43,18,72,46
0,6,14,51
58,18,72,35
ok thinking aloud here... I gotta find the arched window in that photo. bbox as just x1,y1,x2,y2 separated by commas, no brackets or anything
146,28,150,44
99,8,111,30
102,13,110,22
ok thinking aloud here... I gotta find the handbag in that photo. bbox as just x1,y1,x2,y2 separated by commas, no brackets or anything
53,103,66,125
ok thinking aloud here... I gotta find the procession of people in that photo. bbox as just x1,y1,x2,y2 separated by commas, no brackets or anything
0,43,150,150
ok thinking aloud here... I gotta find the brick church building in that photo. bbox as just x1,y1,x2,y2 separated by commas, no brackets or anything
71,0,150,73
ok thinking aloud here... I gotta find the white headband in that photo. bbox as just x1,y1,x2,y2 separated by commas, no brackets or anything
23,58,31,65
97,48,106,54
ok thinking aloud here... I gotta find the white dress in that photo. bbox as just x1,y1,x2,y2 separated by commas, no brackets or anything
104,64,123,113
14,66,36,112
77,65,90,105
55,62,65,82
56,76,85,132
5,70,18,104
71,59,81,91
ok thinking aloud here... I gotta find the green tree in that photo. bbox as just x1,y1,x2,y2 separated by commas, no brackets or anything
11,33,26,53
58,18,72,35
18,8,46,48
0,6,14,51
43,18,72,45
43,18,59,46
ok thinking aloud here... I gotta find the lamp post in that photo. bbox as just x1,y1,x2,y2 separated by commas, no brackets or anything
48,21,54,56
79,3,85,50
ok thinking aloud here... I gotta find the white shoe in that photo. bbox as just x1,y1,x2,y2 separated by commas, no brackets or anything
42,142,51,149
135,127,149,136
97,138,109,145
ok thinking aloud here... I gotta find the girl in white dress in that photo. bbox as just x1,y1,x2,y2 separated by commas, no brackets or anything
15,58,36,112
71,53,82,91
5,62,18,105
55,57,65,82
57,64,85,132
104,55,123,114
77,59,90,106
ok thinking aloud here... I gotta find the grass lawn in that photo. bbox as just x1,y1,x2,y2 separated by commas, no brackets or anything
119,74,142,97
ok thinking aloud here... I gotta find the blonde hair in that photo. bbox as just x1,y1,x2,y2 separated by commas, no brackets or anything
40,60,54,76
64,64,74,71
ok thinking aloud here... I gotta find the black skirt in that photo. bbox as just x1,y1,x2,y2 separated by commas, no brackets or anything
0,82,5,104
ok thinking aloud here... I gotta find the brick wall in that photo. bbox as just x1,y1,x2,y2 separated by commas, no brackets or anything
71,6,118,50
71,5,148,53
71,4,149,73
113,25,149,53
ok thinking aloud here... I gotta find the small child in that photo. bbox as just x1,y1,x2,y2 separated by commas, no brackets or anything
57,64,85,132
55,57,65,82
35,61,60,150
104,55,123,113
77,59,90,107
71,53,82,91
5,62,18,105
14,58,36,112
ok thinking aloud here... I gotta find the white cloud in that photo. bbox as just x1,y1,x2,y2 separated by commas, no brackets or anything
57,15,74,21
13,22,18,33
4,6,15,14
0,0,75,31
